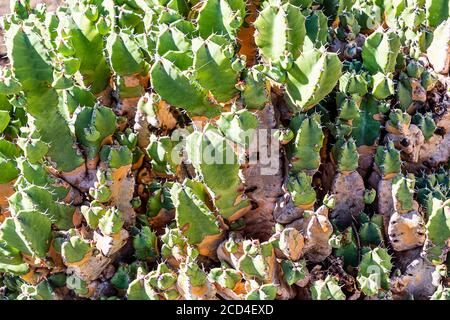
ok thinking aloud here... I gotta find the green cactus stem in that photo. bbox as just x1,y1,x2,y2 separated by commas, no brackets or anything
170,180,223,258
186,124,250,221
330,226,359,269
392,174,415,213
357,247,392,297
254,1,306,65
0,210,52,259
288,113,324,174
196,0,246,40
150,57,221,118
424,198,450,264
192,37,240,102
285,49,342,112
310,275,345,300
6,24,85,173
286,173,316,209
362,29,401,75
375,141,402,178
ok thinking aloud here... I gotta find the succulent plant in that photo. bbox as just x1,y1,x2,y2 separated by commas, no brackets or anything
284,49,342,112
171,179,223,258
423,198,450,264
61,234,91,265
177,255,216,300
330,226,359,269
362,29,401,75
357,247,393,297
431,285,450,300
287,113,324,174
281,259,309,287
310,275,345,300
330,138,365,229
359,213,384,247
186,124,250,220
254,0,306,66
17,280,55,300
388,174,426,252
131,226,158,261
0,210,52,259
